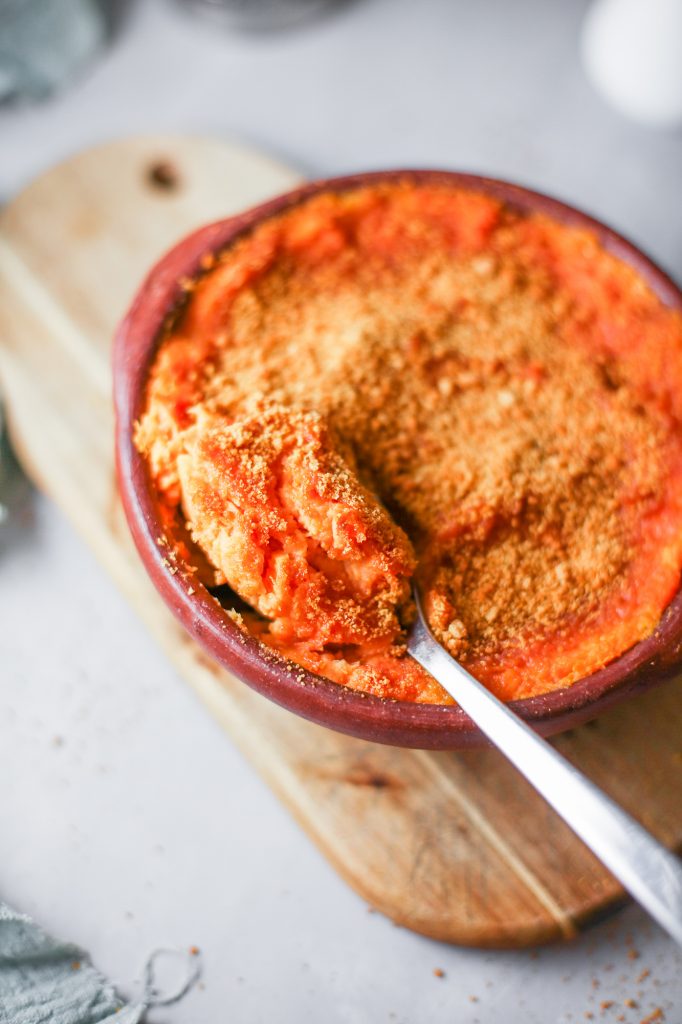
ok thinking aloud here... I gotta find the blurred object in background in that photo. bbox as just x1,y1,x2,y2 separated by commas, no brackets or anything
0,0,106,104
0,401,32,539
0,406,9,526
582,0,682,127
177,0,340,31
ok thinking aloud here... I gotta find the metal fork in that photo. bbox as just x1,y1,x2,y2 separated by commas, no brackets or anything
408,589,682,945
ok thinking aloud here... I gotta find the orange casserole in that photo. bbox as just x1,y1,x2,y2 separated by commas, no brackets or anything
135,182,682,704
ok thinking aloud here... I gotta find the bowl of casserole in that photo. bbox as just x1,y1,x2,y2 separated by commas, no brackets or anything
114,170,682,748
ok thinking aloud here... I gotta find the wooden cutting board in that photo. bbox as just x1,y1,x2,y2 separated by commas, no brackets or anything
2,135,681,948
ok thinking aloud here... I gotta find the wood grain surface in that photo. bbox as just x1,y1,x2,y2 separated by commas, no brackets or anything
1,135,681,947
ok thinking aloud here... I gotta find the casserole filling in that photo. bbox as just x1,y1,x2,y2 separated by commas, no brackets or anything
136,182,682,703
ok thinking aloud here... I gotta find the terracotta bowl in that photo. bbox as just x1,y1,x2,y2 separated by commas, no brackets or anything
113,170,682,749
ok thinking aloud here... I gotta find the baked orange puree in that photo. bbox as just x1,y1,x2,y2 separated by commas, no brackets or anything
135,181,682,705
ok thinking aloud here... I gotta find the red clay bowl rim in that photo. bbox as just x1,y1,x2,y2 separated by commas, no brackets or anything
113,168,682,749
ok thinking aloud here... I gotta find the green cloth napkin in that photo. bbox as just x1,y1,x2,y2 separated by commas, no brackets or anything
0,903,201,1024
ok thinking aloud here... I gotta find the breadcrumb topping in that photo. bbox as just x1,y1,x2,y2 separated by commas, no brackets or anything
135,181,682,703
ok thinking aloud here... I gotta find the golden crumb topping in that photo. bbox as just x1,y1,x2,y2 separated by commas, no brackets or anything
135,182,682,703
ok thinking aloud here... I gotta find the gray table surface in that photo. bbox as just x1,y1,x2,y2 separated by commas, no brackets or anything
1,1,681,1021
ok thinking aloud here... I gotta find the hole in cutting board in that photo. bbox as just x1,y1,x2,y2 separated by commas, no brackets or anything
146,159,181,192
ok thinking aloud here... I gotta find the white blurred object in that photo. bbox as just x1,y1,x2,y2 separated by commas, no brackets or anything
581,0,682,127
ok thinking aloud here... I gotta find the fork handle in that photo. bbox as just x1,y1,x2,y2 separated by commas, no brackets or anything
410,616,682,945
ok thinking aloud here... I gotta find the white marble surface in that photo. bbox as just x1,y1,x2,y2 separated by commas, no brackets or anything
1,0,681,1020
